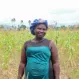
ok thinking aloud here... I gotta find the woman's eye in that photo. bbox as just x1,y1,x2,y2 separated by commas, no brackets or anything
37,28,41,30
43,29,46,30
37,28,46,31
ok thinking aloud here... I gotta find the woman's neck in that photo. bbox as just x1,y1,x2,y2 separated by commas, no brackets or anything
34,37,44,42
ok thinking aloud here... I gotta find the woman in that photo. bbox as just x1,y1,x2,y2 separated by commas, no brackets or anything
18,19,60,79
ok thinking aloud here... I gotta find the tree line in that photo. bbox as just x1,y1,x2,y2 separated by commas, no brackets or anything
0,18,79,30
0,18,31,30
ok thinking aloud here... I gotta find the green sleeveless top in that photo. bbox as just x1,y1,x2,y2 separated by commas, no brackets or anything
24,38,54,79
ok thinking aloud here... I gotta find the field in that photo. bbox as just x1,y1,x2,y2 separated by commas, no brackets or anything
0,29,79,79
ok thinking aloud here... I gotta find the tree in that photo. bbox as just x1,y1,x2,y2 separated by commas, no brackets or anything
0,25,4,28
20,25,26,30
61,25,66,30
50,21,57,29
18,24,26,30
21,20,23,24
20,20,24,26
28,20,31,26
11,18,16,29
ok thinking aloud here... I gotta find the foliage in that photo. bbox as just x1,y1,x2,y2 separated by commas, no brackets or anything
18,25,26,30
0,30,79,79
0,25,4,28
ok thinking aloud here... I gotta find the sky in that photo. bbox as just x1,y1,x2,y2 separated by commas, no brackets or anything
0,0,79,26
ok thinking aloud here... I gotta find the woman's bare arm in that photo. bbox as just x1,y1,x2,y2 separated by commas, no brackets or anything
17,43,26,79
50,40,60,79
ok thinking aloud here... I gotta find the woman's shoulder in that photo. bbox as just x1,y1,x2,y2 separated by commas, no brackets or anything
23,40,31,47
24,40,31,44
46,39,56,49
42,38,55,48
49,40,57,49
45,38,54,43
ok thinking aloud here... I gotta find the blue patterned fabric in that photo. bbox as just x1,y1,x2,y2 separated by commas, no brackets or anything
30,19,48,35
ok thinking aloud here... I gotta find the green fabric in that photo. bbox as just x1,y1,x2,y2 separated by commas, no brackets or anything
25,46,51,79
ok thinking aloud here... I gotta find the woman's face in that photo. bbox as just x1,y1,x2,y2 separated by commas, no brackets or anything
34,24,47,39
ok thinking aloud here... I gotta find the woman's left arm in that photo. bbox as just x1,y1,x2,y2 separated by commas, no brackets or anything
50,40,60,79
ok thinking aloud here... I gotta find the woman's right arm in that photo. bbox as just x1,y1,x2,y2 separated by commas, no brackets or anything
17,43,27,79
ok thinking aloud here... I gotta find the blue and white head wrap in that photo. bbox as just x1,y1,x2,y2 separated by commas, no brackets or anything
30,19,48,35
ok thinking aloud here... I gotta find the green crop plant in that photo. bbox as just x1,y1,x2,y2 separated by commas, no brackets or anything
0,30,79,79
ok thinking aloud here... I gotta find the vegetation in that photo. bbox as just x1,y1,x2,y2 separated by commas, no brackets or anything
0,29,79,79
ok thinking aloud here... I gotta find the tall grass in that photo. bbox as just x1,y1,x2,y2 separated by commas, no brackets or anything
0,30,79,79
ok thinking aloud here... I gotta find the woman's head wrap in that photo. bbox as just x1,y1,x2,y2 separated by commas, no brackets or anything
30,19,48,35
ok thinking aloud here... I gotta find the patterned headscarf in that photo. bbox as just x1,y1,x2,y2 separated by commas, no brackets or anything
30,19,48,35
